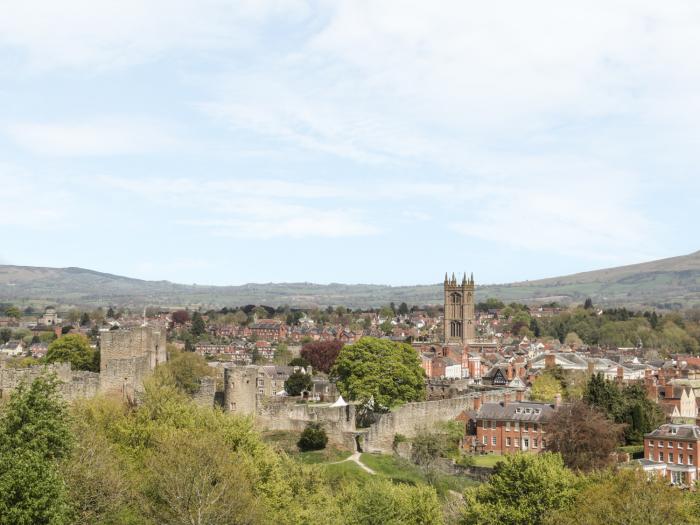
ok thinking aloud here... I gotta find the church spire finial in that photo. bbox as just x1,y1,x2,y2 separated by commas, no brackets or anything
444,272,448,284
470,272,474,284
462,272,467,285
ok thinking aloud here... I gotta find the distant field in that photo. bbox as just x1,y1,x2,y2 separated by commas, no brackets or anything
1,250,699,309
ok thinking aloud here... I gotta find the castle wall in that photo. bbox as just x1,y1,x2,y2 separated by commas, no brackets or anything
192,376,217,407
224,366,259,415
0,362,99,401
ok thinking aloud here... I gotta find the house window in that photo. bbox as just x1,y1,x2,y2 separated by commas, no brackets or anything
690,455,694,465
542,439,547,449
506,422,511,431
515,438,520,448
533,438,538,448
523,438,530,449
649,451,653,460
491,420,497,430
482,436,487,445
679,453,684,464
689,443,694,450
668,441,673,448
492,436,497,446
678,442,683,448
533,424,538,432
483,420,488,429
669,452,674,463
514,421,520,431
506,437,512,447
649,441,654,447
659,452,664,462
523,423,529,433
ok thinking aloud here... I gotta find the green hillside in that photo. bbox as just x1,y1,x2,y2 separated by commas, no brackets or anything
1,251,699,309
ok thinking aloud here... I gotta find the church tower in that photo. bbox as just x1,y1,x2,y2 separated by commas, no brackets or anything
443,272,475,345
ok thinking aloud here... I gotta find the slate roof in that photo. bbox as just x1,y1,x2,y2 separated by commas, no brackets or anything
476,401,556,423
646,424,700,440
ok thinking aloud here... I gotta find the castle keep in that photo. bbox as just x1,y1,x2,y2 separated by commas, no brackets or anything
0,326,166,402
443,272,475,345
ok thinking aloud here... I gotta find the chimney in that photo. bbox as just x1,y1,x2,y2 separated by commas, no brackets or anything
545,354,556,369
516,389,524,402
554,393,562,408
507,365,514,381
503,391,511,404
473,395,481,411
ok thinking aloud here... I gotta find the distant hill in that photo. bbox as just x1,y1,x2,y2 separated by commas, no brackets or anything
1,251,699,310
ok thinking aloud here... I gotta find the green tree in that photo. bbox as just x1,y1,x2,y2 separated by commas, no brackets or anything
297,422,328,452
191,311,206,337
79,312,91,326
398,302,410,315
5,306,21,319
0,328,11,344
341,478,443,525
530,373,563,402
158,349,215,395
0,375,73,525
46,334,98,372
284,371,313,396
460,453,580,525
330,337,426,410
545,469,699,525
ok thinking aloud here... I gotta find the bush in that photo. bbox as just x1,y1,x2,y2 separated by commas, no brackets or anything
284,371,313,396
297,423,328,452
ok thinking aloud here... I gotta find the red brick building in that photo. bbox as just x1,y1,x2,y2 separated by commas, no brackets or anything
249,319,287,342
468,400,558,455
641,424,700,486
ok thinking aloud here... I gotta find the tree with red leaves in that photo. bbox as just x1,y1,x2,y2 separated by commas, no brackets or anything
300,340,344,374
171,310,190,325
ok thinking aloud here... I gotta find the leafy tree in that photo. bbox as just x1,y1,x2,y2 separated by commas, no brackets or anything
47,334,98,372
142,429,258,525
297,422,328,452
300,340,344,373
545,469,699,525
530,373,563,402
460,453,580,525
410,422,462,484
398,302,410,315
289,356,310,367
5,306,21,319
0,328,11,344
191,311,206,337
583,298,593,309
564,332,583,349
546,401,624,471
158,349,215,395
331,337,426,410
341,478,443,525
171,310,190,325
106,306,115,319
274,342,292,365
0,375,73,525
79,312,91,326
584,374,664,444
380,320,394,335
284,371,313,396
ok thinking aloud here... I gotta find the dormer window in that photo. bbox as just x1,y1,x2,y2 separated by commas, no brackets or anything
670,428,678,435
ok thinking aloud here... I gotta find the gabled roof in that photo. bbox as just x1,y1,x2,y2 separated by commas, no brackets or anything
476,401,556,422
646,424,700,440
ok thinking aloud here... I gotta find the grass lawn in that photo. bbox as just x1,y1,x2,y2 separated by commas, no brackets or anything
321,459,372,485
469,454,505,468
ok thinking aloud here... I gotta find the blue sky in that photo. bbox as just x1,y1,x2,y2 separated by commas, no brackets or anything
1,1,698,286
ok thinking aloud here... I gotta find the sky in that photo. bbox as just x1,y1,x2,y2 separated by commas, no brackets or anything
1,1,699,286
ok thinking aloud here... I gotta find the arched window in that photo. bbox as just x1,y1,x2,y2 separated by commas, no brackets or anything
451,292,461,304
450,321,462,338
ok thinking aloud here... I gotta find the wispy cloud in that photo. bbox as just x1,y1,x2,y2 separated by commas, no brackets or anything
5,117,181,156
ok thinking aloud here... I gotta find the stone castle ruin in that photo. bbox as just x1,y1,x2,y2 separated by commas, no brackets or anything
0,327,166,402
223,364,514,453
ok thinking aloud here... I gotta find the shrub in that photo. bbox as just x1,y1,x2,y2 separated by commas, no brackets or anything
297,423,328,452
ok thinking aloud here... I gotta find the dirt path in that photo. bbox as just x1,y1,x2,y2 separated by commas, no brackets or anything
329,452,376,474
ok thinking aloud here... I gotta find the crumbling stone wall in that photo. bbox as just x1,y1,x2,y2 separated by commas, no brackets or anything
0,362,99,400
192,376,217,407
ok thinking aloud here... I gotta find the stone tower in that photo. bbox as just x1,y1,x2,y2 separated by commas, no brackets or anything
443,272,475,345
